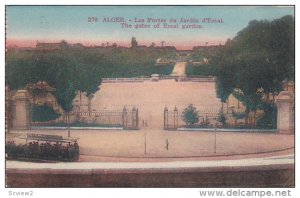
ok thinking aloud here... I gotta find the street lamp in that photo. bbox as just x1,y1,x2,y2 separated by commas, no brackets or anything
144,131,147,155
214,123,217,154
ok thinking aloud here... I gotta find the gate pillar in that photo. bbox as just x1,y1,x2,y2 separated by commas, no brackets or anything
164,106,168,129
12,90,31,129
174,106,178,129
275,91,294,134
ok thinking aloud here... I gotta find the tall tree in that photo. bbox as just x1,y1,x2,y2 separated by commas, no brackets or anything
55,80,76,137
131,37,138,48
215,15,294,120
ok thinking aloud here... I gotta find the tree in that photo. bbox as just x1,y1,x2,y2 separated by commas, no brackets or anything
213,47,235,112
150,42,155,48
181,104,199,126
55,80,76,137
131,37,138,48
256,102,277,128
218,111,227,126
214,15,294,121
112,43,117,48
77,63,101,116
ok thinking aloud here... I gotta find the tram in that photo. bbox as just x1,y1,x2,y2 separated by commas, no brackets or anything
6,133,79,162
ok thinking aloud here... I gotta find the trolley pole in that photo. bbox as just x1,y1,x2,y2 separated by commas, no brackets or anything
67,112,70,138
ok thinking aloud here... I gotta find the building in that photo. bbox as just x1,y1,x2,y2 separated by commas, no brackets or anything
36,40,69,51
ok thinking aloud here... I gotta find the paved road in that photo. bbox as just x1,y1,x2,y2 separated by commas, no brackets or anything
6,154,294,171
8,130,294,158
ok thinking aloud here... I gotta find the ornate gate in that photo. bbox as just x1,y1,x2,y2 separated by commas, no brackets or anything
164,106,179,130
122,106,139,130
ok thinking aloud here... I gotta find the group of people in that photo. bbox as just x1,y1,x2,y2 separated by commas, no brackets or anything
6,140,79,161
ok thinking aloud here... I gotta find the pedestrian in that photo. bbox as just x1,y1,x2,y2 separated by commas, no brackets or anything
165,139,169,150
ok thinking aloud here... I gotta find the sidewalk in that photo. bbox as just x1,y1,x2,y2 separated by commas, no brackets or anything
6,153,294,172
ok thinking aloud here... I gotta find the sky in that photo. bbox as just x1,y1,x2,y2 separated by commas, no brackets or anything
6,6,294,50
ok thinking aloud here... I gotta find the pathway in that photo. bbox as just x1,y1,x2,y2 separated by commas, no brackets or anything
171,62,187,76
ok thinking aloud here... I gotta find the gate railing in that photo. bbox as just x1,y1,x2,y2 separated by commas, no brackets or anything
73,106,139,129
32,106,139,130
163,106,220,130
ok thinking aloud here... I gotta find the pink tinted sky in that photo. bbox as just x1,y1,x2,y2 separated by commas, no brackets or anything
6,38,226,49
6,6,293,50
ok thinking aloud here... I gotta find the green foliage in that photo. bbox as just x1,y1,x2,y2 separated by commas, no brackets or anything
31,104,61,122
55,81,76,112
216,76,233,103
256,103,277,129
191,46,221,60
131,37,138,48
6,47,176,109
181,104,199,125
217,111,227,126
232,111,245,120
214,15,294,115
71,121,122,127
185,64,216,76
190,53,203,61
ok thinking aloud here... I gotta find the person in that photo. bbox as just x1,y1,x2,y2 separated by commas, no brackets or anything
62,146,67,159
74,141,79,148
165,139,169,150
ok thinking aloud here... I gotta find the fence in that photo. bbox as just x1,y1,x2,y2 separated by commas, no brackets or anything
73,106,139,129
102,76,216,83
102,78,150,83
189,77,215,82
163,106,267,130
163,106,179,130
32,106,139,129
73,108,124,127
121,106,139,130
163,106,219,130
160,75,215,82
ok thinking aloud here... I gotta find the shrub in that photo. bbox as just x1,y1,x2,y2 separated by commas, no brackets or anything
181,104,199,126
232,111,245,120
31,104,61,122
218,111,227,126
256,103,277,129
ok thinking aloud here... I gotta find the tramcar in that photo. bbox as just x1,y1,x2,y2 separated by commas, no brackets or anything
6,133,79,162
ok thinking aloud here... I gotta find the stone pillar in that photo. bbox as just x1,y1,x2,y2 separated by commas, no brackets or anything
5,86,13,133
12,90,31,129
275,91,294,134
164,106,168,129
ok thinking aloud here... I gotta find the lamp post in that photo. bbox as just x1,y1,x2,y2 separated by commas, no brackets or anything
144,131,147,155
214,123,217,154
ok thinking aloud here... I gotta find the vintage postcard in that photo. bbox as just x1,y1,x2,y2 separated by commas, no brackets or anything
5,5,295,189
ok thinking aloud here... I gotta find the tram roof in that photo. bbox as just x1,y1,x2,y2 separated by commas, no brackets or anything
18,133,79,143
